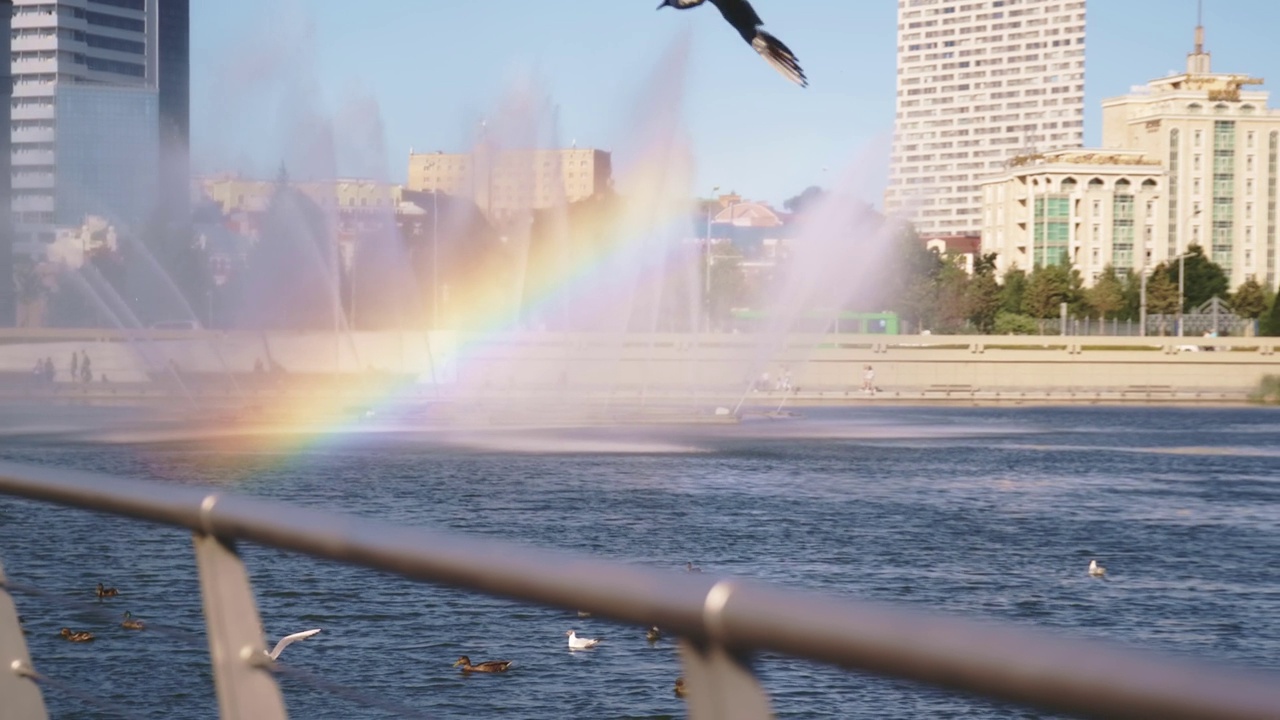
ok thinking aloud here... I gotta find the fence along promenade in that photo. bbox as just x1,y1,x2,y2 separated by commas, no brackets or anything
1,460,1278,720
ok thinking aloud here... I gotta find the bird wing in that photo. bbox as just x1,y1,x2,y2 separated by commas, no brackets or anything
709,0,764,43
709,0,807,87
269,628,322,659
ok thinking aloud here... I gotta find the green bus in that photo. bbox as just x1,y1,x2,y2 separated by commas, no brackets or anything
728,310,900,334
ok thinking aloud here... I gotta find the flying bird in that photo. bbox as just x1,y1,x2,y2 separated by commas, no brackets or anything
268,628,322,660
657,0,808,87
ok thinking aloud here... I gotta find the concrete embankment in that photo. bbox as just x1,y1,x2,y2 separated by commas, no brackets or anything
0,330,1274,408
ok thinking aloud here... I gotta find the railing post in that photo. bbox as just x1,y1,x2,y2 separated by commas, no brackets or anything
192,532,288,720
678,638,772,720
0,558,48,720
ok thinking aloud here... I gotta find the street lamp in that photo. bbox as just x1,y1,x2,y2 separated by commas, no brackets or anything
1175,208,1203,337
704,185,720,332
417,154,443,328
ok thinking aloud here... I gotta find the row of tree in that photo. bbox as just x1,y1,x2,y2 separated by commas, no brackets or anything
888,231,1280,335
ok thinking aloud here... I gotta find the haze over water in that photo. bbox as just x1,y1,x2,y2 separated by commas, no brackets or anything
2,406,1278,719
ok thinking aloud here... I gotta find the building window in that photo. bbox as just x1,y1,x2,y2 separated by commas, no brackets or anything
1195,129,1203,146
1194,154,1202,171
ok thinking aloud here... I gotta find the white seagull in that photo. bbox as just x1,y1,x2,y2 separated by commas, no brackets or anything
1088,560,1107,578
269,628,322,660
566,630,601,650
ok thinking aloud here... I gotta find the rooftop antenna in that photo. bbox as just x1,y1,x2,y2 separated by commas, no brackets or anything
1194,0,1204,55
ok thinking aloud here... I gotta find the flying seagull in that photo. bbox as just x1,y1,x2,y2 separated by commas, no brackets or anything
657,0,807,87
269,628,322,660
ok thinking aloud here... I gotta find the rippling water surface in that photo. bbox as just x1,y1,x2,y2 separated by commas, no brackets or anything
2,406,1279,719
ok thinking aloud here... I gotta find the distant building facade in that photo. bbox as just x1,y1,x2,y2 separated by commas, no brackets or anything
1098,25,1280,288
200,177,403,217
981,22,1280,289
980,150,1166,282
11,0,187,249
406,147,611,222
885,0,1086,243
0,0,13,325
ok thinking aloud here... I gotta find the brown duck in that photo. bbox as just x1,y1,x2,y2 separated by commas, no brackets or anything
674,676,687,698
95,583,120,602
121,611,145,630
60,627,95,642
453,656,513,673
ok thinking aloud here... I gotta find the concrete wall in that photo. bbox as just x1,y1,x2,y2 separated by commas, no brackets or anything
0,331,1275,394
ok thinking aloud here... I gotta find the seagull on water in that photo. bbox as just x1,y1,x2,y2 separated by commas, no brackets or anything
269,628,322,659
1088,560,1107,578
657,0,808,87
566,630,602,649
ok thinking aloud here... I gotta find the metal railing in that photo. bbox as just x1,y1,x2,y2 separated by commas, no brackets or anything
1,460,1278,720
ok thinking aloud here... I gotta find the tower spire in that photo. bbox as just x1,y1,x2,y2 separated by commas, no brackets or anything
1187,0,1211,75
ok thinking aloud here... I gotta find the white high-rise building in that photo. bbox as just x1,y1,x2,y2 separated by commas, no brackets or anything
10,0,187,249
885,0,1087,241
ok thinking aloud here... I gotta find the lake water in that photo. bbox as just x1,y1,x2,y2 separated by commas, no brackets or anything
1,406,1278,719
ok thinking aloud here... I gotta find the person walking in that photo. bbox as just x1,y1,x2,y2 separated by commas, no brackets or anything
862,364,876,395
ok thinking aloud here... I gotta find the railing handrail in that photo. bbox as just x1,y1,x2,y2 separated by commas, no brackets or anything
2,460,1279,720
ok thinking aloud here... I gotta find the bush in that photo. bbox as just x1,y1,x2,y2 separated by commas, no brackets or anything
993,311,1039,335
1250,375,1280,405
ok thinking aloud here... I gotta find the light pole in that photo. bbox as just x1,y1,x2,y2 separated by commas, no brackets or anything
1175,208,1203,337
704,185,720,332
417,155,442,328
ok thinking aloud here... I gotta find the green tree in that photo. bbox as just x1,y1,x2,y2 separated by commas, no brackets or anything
1262,293,1280,336
1146,265,1180,334
999,265,1027,315
1167,244,1229,311
1022,263,1073,323
932,258,972,333
993,311,1039,335
965,268,1002,333
1086,265,1125,320
887,226,945,333
1120,269,1142,321
708,248,746,330
1231,278,1268,319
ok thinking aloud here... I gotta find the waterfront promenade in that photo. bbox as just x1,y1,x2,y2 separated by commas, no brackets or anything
0,329,1273,410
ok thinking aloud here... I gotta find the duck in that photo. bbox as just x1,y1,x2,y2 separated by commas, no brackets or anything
95,583,120,602
685,562,702,573
646,626,662,642
268,629,322,660
120,611,145,630
566,630,601,649
453,655,513,673
60,627,95,642
1088,560,1107,578
674,676,687,699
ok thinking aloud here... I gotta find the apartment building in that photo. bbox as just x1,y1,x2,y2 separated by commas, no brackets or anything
10,0,188,248
406,147,611,222
885,0,1087,241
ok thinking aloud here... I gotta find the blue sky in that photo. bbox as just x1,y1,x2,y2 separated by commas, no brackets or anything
190,0,1280,206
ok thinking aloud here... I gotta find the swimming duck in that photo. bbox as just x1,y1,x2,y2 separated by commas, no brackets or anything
453,655,513,673
1088,560,1107,578
685,562,702,573
646,626,662,642
674,676,687,698
121,611,145,630
566,630,601,649
95,583,120,602
60,627,94,642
